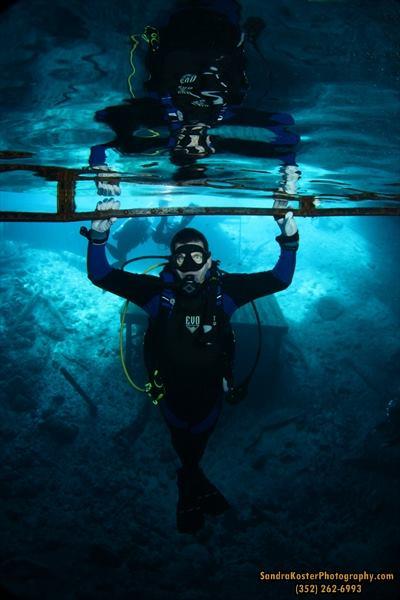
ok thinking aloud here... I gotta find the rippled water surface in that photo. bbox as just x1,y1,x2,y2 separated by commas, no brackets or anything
0,0,399,212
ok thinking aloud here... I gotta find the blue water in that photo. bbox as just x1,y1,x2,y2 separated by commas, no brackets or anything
0,1,399,599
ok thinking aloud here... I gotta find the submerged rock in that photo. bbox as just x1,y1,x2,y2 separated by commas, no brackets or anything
88,544,123,568
0,557,49,581
5,375,30,397
315,296,345,320
41,394,65,418
386,349,400,374
252,455,268,470
7,393,38,413
0,241,19,266
38,416,79,443
0,427,17,441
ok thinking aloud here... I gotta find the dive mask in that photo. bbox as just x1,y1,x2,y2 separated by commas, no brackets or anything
170,243,210,273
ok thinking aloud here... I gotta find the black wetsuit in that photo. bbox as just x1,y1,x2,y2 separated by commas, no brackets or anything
86,233,298,470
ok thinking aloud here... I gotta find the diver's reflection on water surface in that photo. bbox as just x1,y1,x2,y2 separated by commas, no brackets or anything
88,0,300,189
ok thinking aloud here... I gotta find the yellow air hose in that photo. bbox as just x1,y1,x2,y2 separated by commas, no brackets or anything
119,262,167,401
127,34,140,99
127,29,161,144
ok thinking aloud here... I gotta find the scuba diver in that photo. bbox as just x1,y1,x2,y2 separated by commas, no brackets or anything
89,0,300,181
106,212,196,267
83,200,299,534
152,212,196,246
107,217,152,266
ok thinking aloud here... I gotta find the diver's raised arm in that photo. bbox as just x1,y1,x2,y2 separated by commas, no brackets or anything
84,199,119,282
82,200,162,308
270,211,299,286
220,212,299,310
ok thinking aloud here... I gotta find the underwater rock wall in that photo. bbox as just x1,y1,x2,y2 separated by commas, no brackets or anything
0,228,398,598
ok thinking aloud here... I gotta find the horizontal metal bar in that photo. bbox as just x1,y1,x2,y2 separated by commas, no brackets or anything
1,206,400,222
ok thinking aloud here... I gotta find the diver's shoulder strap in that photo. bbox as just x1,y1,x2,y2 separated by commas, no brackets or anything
205,260,223,324
159,267,176,318
213,264,223,309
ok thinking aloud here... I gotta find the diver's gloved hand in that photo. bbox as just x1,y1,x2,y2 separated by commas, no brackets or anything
275,211,299,250
273,195,297,234
273,197,289,226
93,165,121,197
274,210,298,237
89,199,120,243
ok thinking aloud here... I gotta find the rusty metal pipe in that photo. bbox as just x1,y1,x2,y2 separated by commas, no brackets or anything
0,206,399,222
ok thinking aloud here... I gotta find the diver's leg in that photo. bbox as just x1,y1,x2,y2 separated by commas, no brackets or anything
161,392,222,470
223,106,296,128
170,427,212,472
152,218,167,245
186,398,230,516
164,398,230,525
160,389,229,532
179,213,195,228
172,424,230,530
158,394,207,533
168,427,207,533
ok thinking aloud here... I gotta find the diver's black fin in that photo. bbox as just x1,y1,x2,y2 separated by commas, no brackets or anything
192,468,231,516
176,468,204,534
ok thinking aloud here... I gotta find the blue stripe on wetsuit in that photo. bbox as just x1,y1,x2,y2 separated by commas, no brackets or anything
143,294,160,318
87,241,113,281
272,247,297,286
160,398,223,434
222,292,238,317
